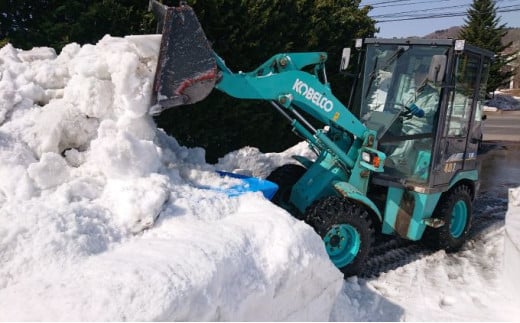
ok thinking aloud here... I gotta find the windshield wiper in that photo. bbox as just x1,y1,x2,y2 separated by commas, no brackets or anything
364,46,409,99
385,46,407,67
364,56,379,99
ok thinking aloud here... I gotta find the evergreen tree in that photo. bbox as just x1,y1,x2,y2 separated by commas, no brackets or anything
1,0,154,50
459,0,515,93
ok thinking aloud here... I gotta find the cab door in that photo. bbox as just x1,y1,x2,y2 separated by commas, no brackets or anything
433,52,487,186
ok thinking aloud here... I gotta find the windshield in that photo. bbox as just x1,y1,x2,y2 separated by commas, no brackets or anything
360,44,447,139
359,43,448,183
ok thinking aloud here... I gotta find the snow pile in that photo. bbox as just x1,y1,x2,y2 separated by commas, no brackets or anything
0,36,343,320
215,142,316,178
484,93,520,111
503,186,520,301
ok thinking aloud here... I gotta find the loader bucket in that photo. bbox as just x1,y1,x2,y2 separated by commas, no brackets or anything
149,1,217,115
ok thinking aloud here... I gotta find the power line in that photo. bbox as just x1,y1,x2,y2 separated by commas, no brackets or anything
365,0,414,6
374,4,520,19
376,7,520,22
366,0,520,9
366,0,459,9
371,3,470,18
364,0,520,21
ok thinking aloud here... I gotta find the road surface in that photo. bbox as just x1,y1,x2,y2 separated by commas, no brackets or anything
482,110,520,142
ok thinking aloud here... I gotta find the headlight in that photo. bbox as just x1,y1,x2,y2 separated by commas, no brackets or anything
362,151,371,163
361,151,382,168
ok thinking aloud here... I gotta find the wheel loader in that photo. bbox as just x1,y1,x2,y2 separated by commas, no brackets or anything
148,1,494,277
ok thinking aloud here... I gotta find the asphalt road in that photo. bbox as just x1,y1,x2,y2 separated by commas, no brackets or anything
482,110,520,142
479,143,520,198
479,109,520,199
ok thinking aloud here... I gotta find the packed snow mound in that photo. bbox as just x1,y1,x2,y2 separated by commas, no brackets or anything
0,35,343,320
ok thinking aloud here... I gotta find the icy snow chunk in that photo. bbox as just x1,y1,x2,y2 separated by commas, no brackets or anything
117,114,157,141
101,174,170,233
63,75,114,118
0,85,18,124
69,43,111,80
124,34,162,59
88,120,160,178
0,45,67,121
63,148,85,168
180,168,242,188
0,68,24,124
24,101,98,157
17,47,57,62
32,61,69,91
216,142,315,178
28,152,70,189
17,82,45,105
154,129,208,166
0,132,38,200
0,44,22,63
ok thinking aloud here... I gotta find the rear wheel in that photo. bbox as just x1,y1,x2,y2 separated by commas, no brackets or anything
423,185,473,251
305,196,374,277
266,164,306,212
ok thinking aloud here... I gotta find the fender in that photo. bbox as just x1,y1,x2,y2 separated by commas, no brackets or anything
449,169,478,197
332,181,382,223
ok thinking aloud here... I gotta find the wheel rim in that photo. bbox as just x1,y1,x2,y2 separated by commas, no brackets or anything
323,224,361,268
450,200,468,238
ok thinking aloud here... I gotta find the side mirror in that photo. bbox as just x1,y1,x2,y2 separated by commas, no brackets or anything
428,55,447,84
482,114,487,120
340,48,351,72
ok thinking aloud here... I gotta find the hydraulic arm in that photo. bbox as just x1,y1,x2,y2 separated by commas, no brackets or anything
212,51,384,173
148,1,386,203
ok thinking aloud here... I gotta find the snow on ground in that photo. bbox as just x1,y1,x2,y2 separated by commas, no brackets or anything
503,187,520,306
331,225,518,321
484,92,520,111
1,35,519,321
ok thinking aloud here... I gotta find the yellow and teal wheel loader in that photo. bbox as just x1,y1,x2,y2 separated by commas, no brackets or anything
149,1,494,277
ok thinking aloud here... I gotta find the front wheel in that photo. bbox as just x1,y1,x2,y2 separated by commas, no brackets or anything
305,196,374,277
423,185,473,251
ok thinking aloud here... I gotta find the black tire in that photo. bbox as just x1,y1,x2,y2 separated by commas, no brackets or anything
305,196,374,277
266,164,306,212
423,185,473,252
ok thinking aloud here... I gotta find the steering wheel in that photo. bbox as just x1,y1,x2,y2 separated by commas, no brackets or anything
394,103,414,119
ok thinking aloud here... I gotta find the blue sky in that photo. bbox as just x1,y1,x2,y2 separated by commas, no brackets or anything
360,0,520,38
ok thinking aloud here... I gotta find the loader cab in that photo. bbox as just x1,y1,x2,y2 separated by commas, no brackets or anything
352,39,493,193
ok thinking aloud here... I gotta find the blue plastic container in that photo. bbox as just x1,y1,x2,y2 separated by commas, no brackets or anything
214,171,279,200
